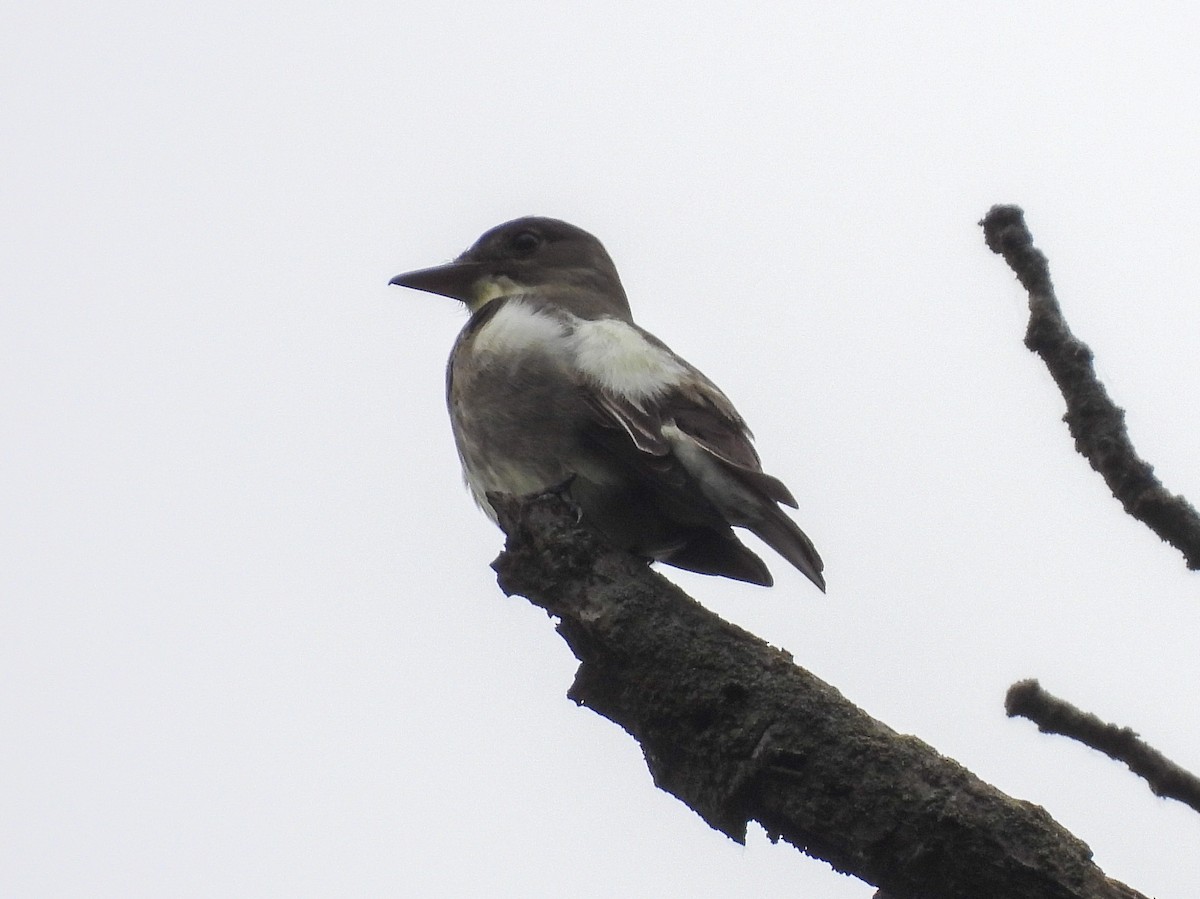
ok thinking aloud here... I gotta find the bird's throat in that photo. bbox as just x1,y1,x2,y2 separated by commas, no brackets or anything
468,275,524,314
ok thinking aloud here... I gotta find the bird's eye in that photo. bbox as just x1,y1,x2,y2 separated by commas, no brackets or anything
510,230,541,257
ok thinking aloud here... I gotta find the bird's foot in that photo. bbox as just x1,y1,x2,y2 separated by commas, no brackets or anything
540,475,582,523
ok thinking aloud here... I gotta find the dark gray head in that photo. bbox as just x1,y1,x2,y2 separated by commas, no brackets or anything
390,217,632,319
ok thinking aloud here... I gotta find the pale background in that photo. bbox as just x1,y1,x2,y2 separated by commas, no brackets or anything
4,3,1199,896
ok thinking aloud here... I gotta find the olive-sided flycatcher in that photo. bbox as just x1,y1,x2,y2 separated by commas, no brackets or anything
390,217,824,590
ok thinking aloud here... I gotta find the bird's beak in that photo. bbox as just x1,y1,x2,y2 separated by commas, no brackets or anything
388,261,486,304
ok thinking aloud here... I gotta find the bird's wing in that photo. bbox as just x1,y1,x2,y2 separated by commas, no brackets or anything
581,358,799,510
581,354,825,590
665,380,799,509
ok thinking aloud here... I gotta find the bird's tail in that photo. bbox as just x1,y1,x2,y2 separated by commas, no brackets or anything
747,505,826,592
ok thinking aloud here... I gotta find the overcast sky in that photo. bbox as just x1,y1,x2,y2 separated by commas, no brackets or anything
5,3,1200,897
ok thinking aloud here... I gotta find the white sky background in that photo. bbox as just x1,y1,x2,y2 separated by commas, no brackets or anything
4,2,1200,896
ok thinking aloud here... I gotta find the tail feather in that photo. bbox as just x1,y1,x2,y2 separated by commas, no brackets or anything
747,505,826,592
660,530,774,586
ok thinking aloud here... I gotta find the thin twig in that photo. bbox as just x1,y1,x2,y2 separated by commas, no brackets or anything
1007,679,1200,815
980,204,1200,570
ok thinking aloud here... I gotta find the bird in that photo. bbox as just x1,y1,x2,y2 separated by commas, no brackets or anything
390,217,824,590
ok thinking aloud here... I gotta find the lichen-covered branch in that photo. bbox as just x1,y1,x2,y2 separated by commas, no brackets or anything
1007,679,1200,815
980,204,1200,571
490,491,1146,899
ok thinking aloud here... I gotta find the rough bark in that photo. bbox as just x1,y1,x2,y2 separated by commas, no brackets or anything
490,491,1146,899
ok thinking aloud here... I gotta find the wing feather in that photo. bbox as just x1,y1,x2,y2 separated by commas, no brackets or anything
569,322,823,589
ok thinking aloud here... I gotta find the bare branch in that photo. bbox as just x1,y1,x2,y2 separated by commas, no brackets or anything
1007,679,1200,815
491,491,1146,899
980,204,1200,571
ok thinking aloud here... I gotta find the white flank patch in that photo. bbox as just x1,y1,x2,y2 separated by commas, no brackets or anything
567,317,688,402
470,299,568,359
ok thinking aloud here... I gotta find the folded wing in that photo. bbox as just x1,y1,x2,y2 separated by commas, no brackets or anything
578,354,825,591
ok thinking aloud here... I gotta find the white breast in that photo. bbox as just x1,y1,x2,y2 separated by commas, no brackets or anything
470,299,569,359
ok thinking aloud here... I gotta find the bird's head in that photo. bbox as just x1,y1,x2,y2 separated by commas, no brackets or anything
390,217,632,319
